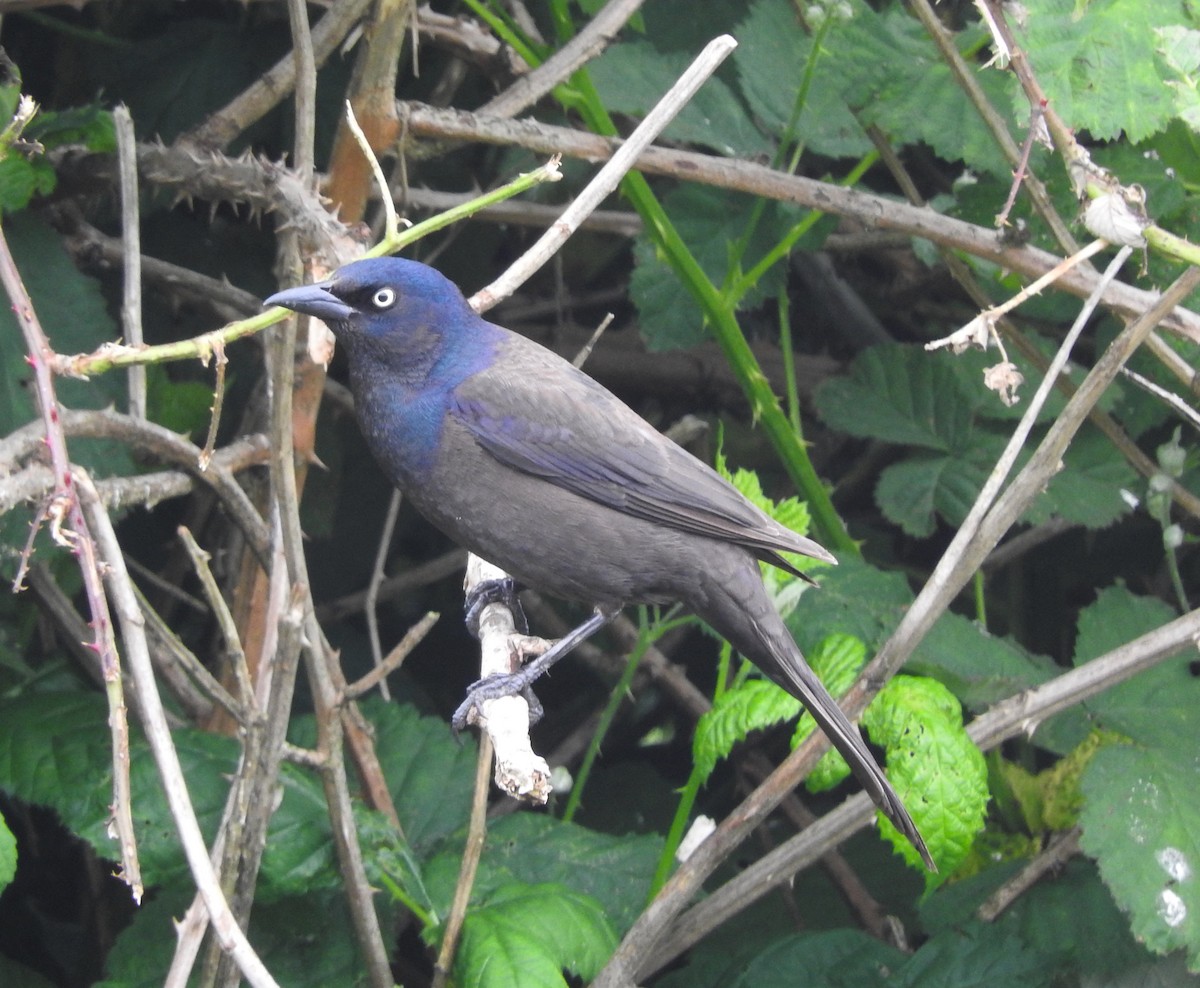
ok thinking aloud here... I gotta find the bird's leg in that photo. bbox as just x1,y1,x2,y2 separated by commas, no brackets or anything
452,605,619,731
464,576,529,636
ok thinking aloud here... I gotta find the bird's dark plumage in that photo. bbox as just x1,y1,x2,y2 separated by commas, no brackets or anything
265,257,932,869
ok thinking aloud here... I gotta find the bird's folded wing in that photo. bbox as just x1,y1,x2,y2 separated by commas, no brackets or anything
451,366,832,568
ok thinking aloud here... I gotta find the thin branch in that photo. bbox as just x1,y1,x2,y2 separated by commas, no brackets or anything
470,34,738,311
431,734,493,988
977,827,1082,922
183,0,375,150
648,607,1200,977
75,469,282,988
113,105,145,420
395,101,1200,342
345,609,439,701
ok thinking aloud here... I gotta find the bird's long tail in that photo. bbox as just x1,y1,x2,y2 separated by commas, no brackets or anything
694,568,935,870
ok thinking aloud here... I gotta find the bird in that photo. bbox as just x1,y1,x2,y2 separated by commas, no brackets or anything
265,256,933,869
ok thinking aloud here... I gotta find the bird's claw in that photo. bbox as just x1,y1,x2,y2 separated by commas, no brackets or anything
451,671,543,732
464,576,529,637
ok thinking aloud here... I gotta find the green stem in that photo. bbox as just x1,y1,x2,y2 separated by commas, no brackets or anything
778,292,801,432
56,159,563,376
561,610,691,823
649,762,706,898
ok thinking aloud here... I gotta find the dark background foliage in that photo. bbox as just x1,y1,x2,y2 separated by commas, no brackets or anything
0,0,1197,986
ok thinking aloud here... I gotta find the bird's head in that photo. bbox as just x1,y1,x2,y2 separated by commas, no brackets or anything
264,257,475,337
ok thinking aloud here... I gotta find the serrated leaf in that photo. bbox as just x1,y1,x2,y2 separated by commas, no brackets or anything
0,809,15,893
734,0,872,157
815,344,982,451
865,17,1017,177
590,41,768,157
874,441,1000,538
1018,0,1182,142
728,928,904,987
453,883,616,988
911,611,1056,711
1081,743,1200,968
362,698,477,853
694,679,801,780
865,676,989,879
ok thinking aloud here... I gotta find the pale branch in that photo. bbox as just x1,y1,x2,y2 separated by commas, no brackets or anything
394,100,1200,343
75,468,282,988
471,34,738,312
0,409,272,568
650,606,1200,978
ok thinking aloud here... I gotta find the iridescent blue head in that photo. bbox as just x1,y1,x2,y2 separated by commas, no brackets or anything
264,256,476,335
265,256,499,474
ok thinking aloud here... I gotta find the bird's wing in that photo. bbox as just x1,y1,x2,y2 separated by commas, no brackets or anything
451,343,832,569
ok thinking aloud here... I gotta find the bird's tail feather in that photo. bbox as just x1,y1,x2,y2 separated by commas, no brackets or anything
763,628,935,871
694,569,934,870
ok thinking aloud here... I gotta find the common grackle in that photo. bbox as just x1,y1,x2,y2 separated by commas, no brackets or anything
265,257,932,868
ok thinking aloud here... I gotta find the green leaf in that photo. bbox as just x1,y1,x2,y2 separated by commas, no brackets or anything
865,676,989,879
861,11,1016,178
362,698,477,853
1081,743,1200,968
630,186,812,351
910,611,1056,711
694,679,802,780
458,814,662,935
589,41,769,157
925,858,1163,981
874,438,1002,538
1017,0,1183,142
1027,426,1137,530
0,692,337,895
1064,585,1193,750
785,555,915,655
892,925,1053,988
0,808,15,894
815,344,982,451
25,105,116,153
452,883,616,988
734,0,873,158
727,928,904,987
0,154,55,213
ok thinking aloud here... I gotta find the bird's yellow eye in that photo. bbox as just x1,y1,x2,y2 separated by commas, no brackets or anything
372,287,396,309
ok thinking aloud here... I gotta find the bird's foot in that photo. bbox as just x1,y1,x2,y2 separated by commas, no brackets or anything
451,670,543,731
464,576,528,637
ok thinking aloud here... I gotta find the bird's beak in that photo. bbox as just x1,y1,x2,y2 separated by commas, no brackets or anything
264,283,353,323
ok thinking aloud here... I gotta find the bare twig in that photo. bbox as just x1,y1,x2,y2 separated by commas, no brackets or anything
431,733,494,988
470,34,738,311
364,487,403,701
395,101,1200,342
645,607,1200,978
183,0,375,150
75,469,281,988
113,105,145,420
977,827,1082,922
345,609,439,701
